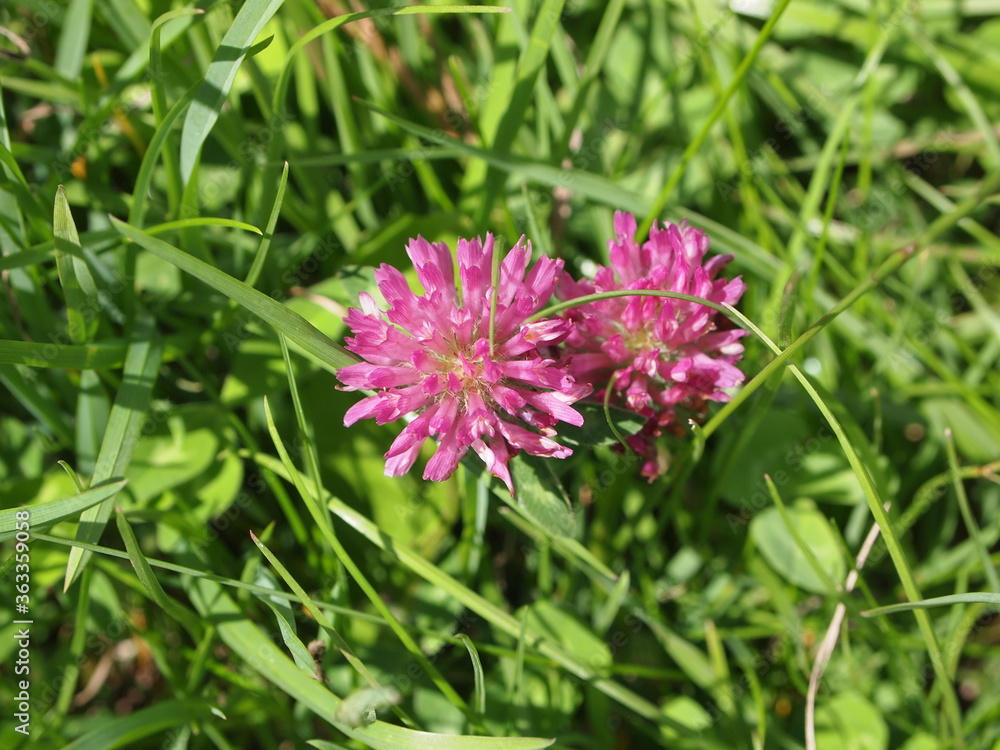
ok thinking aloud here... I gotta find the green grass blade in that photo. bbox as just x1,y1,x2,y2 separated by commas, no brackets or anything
0,479,125,541
64,310,163,591
184,572,555,749
457,634,487,716
54,0,95,80
61,699,212,750
54,186,99,344
945,429,1000,592
640,0,794,235
115,511,205,640
245,161,288,288
863,593,1000,618
179,0,286,184
0,340,127,369
110,218,357,370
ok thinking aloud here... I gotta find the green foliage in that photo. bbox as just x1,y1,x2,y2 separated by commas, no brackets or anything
1,0,1000,748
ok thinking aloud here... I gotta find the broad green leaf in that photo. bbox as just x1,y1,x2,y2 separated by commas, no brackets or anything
126,407,220,504
814,692,888,750
749,502,846,594
557,403,646,449
0,479,126,542
111,218,357,371
510,456,576,538
179,0,286,184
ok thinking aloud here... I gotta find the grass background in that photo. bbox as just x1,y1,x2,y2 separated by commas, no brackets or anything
1,0,1000,747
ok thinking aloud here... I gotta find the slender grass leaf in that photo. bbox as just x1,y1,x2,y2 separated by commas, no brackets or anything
115,511,205,640
184,573,555,749
0,340,127,369
64,310,162,591
0,479,126,542
863,593,1000,617
61,699,212,750
457,635,486,716
111,219,357,371
54,186,99,344
179,0,286,184
54,0,94,79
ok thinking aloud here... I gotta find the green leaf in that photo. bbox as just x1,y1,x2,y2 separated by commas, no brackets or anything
0,479,126,542
557,403,646,448
179,0,286,184
110,218,357,371
54,186,99,344
862,592,1000,618
64,311,162,591
457,634,486,716
510,456,576,538
814,692,888,750
115,511,204,640
184,573,555,749
749,502,846,594
0,340,127,369
61,699,211,750
54,0,94,80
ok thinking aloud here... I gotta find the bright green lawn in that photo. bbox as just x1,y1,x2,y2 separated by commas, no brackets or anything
1,0,1000,748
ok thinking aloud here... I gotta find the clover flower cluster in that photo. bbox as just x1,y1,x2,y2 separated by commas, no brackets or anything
337,212,746,493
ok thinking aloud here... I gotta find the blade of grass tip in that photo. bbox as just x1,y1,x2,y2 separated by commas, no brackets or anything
765,475,843,597
54,186,99,344
110,218,357,371
64,310,162,591
179,0,285,185
640,0,794,236
457,634,486,716
0,479,126,542
247,529,381,687
945,429,1000,592
261,396,477,724
245,161,288,288
144,218,263,236
115,511,205,640
862,593,1000,618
